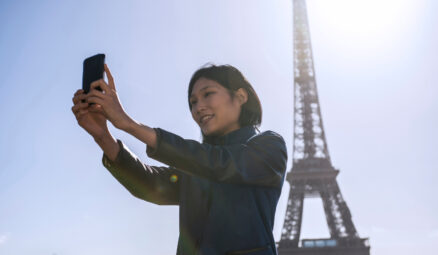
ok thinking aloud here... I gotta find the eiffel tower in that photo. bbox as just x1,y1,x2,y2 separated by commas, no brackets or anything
277,1,370,254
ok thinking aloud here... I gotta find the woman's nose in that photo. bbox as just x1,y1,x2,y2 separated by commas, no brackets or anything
193,102,207,116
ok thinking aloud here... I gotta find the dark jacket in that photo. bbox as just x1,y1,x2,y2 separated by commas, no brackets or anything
102,126,288,255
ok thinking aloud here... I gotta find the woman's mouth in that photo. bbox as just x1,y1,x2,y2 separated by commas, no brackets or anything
200,114,214,125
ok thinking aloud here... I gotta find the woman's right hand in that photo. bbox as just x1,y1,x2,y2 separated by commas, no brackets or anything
72,89,108,139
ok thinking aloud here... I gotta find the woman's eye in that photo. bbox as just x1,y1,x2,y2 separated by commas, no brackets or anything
205,92,214,97
190,100,197,105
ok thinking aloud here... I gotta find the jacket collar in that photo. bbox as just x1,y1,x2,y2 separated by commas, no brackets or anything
203,125,257,145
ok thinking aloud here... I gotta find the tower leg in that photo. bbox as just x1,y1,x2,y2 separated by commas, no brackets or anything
320,180,359,239
280,181,305,247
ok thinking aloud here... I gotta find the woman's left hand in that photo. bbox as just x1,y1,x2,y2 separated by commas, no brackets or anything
85,64,132,130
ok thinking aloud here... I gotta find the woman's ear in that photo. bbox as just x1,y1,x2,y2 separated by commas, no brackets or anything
235,88,248,106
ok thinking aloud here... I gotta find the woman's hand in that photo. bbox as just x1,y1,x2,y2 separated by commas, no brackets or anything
71,89,108,139
84,64,133,130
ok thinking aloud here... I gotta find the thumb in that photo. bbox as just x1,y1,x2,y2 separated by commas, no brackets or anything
89,104,105,114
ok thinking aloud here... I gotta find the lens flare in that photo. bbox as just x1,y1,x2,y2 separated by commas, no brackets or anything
170,174,178,183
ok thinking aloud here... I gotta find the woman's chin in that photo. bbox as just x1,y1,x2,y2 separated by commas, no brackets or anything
202,129,213,136
202,127,219,137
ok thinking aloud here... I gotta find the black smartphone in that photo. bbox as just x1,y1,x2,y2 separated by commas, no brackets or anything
82,53,105,94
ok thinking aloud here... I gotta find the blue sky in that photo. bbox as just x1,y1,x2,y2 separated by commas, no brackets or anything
0,0,437,254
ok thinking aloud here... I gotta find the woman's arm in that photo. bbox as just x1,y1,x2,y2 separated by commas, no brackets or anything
95,132,180,205
144,128,288,187
120,119,158,152
94,130,120,161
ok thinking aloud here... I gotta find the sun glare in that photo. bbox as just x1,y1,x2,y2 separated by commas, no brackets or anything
308,0,418,46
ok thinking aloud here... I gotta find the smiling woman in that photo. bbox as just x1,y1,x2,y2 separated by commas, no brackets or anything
71,63,287,255
189,78,245,137
188,64,262,139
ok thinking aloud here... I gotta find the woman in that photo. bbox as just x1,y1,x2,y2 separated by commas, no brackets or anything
71,64,287,255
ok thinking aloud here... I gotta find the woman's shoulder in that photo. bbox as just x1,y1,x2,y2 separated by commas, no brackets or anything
248,130,286,145
245,130,288,167
259,130,284,139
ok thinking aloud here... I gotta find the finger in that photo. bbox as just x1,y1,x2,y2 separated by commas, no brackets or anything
74,107,87,117
76,109,89,121
74,89,84,96
72,90,84,103
86,96,105,106
72,93,87,104
89,104,105,114
71,105,78,114
85,90,105,105
73,93,89,105
90,79,110,94
90,79,106,93
104,64,116,91
71,102,89,114
89,103,102,109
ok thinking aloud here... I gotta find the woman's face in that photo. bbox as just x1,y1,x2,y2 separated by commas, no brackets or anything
190,78,247,137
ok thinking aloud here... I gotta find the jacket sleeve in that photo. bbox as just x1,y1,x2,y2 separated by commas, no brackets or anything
102,139,180,205
146,128,288,187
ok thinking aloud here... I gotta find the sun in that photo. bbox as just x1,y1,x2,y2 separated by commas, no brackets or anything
307,0,419,47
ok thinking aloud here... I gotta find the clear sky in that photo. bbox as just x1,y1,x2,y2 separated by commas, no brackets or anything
0,0,437,254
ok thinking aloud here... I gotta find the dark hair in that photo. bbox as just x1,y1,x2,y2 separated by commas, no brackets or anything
188,63,262,131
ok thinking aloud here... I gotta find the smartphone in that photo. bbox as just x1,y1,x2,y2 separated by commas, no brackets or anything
82,53,105,94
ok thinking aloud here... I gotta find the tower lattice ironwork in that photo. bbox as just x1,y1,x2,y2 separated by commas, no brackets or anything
277,1,370,254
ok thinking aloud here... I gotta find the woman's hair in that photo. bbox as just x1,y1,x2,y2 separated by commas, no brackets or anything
188,63,262,131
